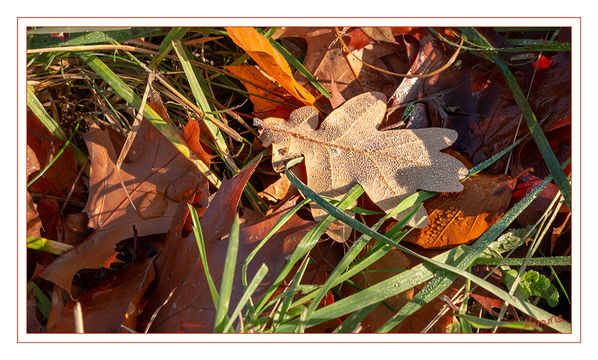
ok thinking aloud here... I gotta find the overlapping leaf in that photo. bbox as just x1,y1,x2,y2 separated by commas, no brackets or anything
39,119,207,295
256,91,467,241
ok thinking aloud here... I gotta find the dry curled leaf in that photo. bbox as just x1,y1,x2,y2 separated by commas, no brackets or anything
39,120,207,295
226,27,315,106
255,91,467,242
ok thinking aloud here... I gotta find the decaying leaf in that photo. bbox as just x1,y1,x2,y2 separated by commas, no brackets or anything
144,160,313,332
39,119,207,295
402,173,517,249
225,27,315,106
255,91,467,241
48,258,155,333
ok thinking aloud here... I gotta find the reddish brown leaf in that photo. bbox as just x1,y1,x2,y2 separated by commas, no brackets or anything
27,110,85,201
143,163,314,332
402,173,516,249
182,116,215,166
39,120,207,295
47,258,155,333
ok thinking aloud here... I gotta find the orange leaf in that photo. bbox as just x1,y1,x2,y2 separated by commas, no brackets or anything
183,116,215,166
402,174,517,249
225,27,315,106
225,64,298,118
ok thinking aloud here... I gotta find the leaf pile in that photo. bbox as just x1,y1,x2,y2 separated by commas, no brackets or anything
25,26,572,334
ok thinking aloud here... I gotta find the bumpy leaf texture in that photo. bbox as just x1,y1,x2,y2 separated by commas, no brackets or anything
255,91,467,242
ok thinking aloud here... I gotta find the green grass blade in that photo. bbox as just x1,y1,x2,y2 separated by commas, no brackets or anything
302,199,422,324
459,27,571,208
457,314,540,331
333,304,378,333
188,204,219,307
253,184,364,316
79,53,220,187
27,237,73,255
472,256,571,267
214,215,240,333
27,27,164,49
223,263,269,333
27,282,51,319
26,85,86,166
148,27,189,69
376,175,567,333
242,198,310,289
284,169,570,333
277,258,310,332
262,30,332,99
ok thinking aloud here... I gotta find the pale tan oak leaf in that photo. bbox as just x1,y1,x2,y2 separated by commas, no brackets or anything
255,91,467,242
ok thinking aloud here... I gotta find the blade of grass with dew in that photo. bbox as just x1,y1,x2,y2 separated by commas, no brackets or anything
26,85,86,166
276,245,466,332
459,27,571,208
302,199,422,324
148,27,189,69
188,204,219,307
27,237,73,255
252,183,364,316
79,52,220,187
27,27,165,50
375,173,569,333
223,263,268,333
457,314,540,331
27,282,51,319
472,256,571,267
214,215,240,333
282,169,570,333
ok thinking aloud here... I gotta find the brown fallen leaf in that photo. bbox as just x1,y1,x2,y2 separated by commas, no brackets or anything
27,109,85,201
226,27,315,106
143,163,314,332
402,173,517,249
275,27,406,112
48,258,155,333
39,119,207,295
258,173,294,204
255,91,467,242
